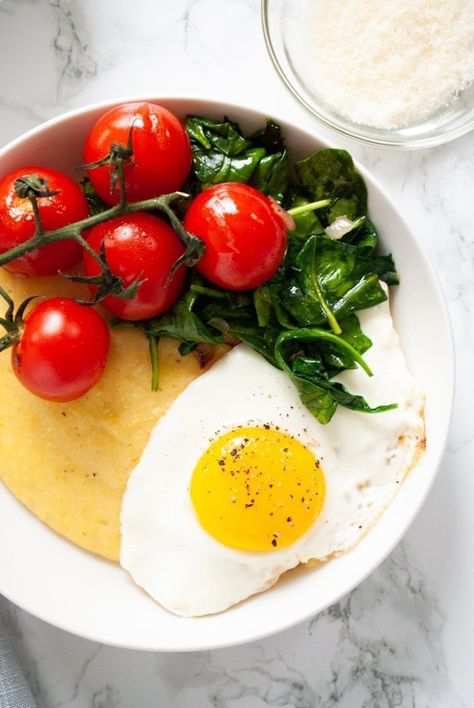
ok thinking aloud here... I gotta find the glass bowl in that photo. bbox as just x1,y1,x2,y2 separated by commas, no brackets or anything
262,0,474,149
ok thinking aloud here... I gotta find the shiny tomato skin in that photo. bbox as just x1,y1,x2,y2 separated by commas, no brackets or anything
83,212,186,321
183,183,288,290
12,298,110,402
84,102,192,205
0,167,88,276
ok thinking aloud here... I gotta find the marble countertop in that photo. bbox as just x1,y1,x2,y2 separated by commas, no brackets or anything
0,1,473,706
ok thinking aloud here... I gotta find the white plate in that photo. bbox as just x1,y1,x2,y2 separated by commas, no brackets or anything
0,98,454,651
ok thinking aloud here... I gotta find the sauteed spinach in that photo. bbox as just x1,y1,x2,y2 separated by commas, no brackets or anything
139,115,398,424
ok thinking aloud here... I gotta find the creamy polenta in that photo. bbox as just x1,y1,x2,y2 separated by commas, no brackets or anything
0,268,226,560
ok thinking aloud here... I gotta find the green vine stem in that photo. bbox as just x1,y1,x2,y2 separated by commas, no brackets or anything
148,333,160,391
287,199,331,217
1,126,202,305
0,190,197,272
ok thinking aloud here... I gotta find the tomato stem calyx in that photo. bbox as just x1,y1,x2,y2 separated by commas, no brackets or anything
60,240,143,306
14,175,60,201
81,121,136,209
157,194,206,280
0,285,36,353
14,174,61,238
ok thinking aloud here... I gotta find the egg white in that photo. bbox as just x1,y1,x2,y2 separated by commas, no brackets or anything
120,292,424,617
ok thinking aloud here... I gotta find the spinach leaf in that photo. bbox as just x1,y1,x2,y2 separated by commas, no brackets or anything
208,316,278,366
288,192,325,238
292,354,326,379
144,289,223,351
249,120,285,153
253,285,272,327
250,119,290,201
289,375,337,424
250,150,290,203
342,217,378,255
133,117,400,426
338,314,372,354
191,144,266,188
185,116,290,201
295,148,368,219
279,235,393,327
199,291,253,324
315,236,398,291
186,116,249,155
275,327,372,377
319,380,397,416
274,327,395,423
287,368,396,423
295,234,342,333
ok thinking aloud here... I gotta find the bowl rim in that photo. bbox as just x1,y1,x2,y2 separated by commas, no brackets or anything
0,95,455,651
261,0,474,149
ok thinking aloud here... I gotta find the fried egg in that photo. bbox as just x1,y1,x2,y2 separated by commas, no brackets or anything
120,293,425,617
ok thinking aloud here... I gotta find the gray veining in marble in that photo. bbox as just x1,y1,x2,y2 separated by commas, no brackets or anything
0,543,465,707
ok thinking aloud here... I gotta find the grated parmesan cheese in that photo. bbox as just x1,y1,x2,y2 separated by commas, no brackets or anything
305,0,474,129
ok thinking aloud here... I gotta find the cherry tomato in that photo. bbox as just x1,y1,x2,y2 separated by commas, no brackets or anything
183,183,288,290
0,167,88,276
84,102,192,206
12,298,110,402
83,212,186,321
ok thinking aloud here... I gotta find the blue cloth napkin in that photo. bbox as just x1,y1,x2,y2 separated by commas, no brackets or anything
0,618,37,708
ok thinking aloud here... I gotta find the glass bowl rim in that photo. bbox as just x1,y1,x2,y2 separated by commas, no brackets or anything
261,0,474,149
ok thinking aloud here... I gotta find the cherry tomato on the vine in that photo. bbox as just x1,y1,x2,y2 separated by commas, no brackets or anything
84,102,192,206
0,167,88,276
83,212,186,321
12,298,110,402
183,182,288,291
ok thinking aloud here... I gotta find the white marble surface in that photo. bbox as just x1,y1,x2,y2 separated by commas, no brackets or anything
0,1,473,706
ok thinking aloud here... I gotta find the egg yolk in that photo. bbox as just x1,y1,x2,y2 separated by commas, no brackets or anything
190,426,325,551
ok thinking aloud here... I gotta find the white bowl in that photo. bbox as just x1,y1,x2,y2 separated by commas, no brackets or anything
0,97,454,651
